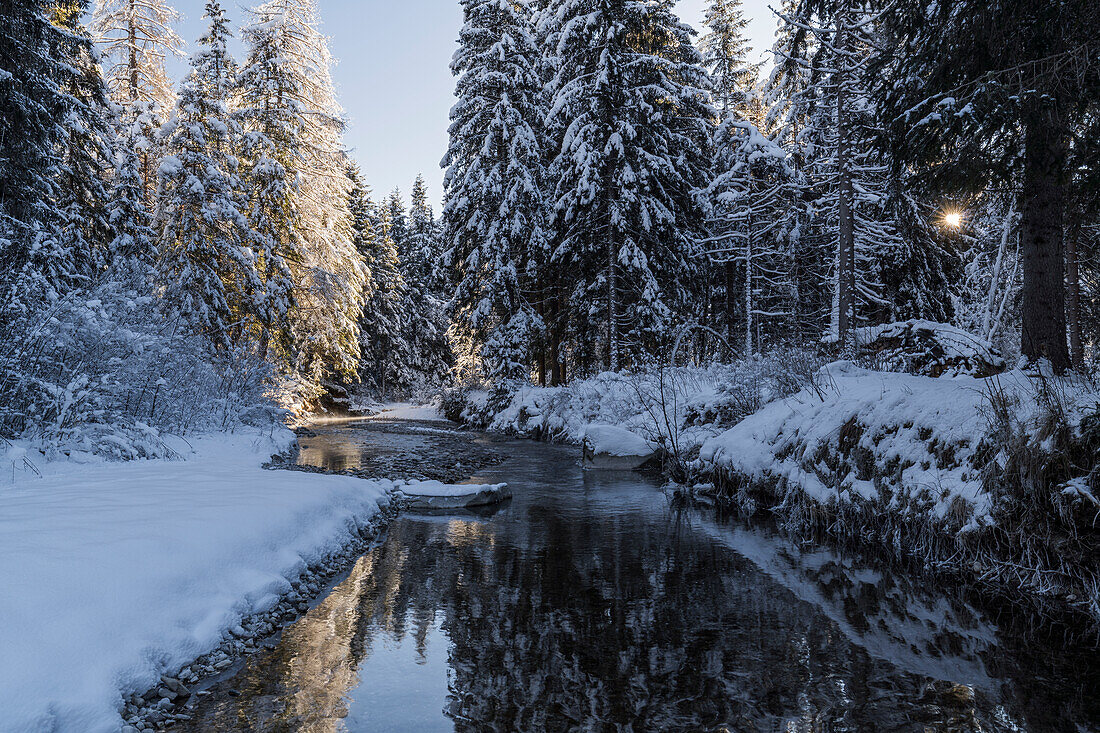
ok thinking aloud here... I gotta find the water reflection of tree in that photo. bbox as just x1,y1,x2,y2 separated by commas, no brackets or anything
182,507,1098,732
431,509,990,732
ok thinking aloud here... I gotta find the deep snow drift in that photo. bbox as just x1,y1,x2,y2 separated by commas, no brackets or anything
0,429,396,733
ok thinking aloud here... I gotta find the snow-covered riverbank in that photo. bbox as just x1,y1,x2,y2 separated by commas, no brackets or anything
445,358,1100,620
0,428,397,733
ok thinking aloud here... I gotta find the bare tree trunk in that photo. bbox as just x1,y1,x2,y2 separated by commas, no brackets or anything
1066,227,1083,369
549,288,563,386
1019,107,1070,372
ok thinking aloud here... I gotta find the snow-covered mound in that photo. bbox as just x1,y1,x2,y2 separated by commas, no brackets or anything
397,480,510,510
0,429,395,733
581,424,656,469
581,423,654,457
855,319,1006,378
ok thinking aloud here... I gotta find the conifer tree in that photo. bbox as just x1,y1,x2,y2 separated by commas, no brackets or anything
0,0,112,325
347,164,412,398
384,189,409,252
156,0,257,349
406,175,445,291
107,140,156,268
442,0,548,383
699,0,758,118
237,0,366,397
705,119,799,354
873,0,1100,371
50,2,116,286
699,0,765,349
92,0,182,202
770,0,901,347
547,0,713,371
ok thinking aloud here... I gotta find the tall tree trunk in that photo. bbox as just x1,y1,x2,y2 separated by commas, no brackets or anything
1019,107,1070,372
834,6,855,352
745,227,754,355
607,231,619,371
549,288,563,386
724,259,736,349
1066,227,1083,369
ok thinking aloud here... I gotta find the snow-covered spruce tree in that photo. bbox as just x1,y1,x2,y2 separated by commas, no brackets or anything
531,0,572,385
381,184,452,395
237,0,366,404
347,164,414,398
697,0,766,351
0,0,117,332
383,188,409,252
442,0,548,384
873,0,1100,372
49,3,116,287
92,0,182,202
705,119,799,355
108,141,156,267
156,0,259,351
770,0,902,349
699,0,758,119
407,174,444,291
546,0,713,372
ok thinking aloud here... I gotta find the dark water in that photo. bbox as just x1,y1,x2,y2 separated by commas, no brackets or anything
183,418,1100,732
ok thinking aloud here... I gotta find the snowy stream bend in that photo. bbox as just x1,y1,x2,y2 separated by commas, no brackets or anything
179,415,1100,731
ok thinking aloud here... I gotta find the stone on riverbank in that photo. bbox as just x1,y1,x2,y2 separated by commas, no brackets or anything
397,480,511,511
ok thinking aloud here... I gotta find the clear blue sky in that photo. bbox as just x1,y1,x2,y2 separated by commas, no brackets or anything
166,0,778,209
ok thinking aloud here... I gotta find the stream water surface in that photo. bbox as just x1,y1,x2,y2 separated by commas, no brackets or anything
181,416,1100,732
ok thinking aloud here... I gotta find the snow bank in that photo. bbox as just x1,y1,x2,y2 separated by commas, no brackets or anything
854,319,1006,378
699,362,1099,532
700,362,995,526
0,428,395,733
373,402,444,421
458,367,751,456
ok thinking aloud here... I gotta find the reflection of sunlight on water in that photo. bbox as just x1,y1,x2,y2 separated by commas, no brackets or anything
296,430,432,472
445,518,494,548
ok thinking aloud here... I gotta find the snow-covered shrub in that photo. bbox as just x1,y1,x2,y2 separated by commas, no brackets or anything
855,320,1007,378
980,374,1100,531
0,276,278,460
682,347,829,430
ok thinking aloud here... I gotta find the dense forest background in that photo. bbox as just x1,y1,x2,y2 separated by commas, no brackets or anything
0,0,1096,456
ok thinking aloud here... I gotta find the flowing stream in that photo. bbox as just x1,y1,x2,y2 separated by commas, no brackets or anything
180,416,1100,732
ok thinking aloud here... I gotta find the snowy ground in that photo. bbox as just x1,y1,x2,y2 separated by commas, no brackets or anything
0,428,397,733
